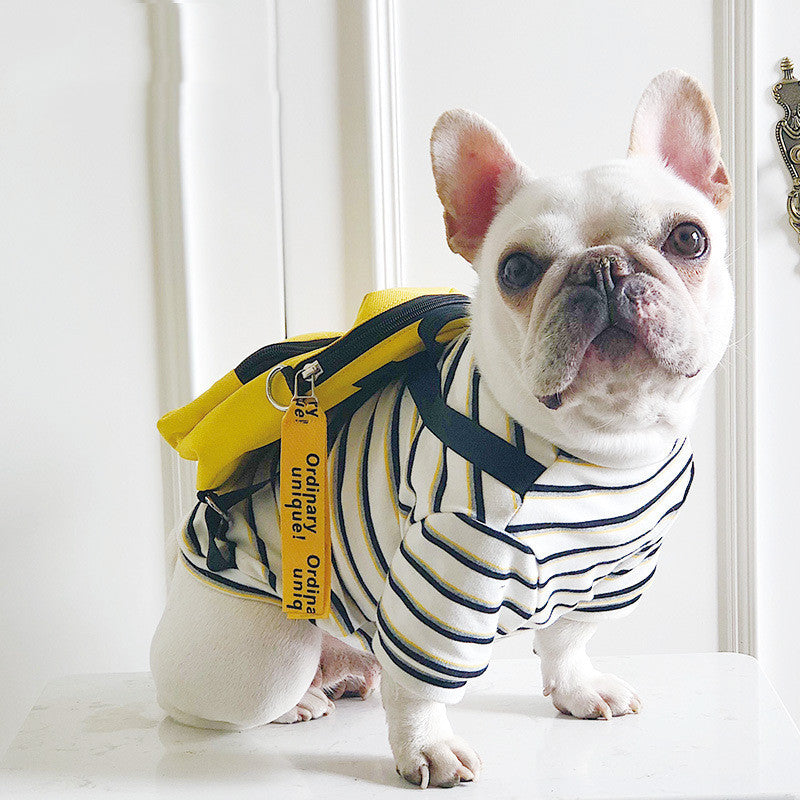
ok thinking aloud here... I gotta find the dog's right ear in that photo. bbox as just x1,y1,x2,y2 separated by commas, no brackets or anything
431,110,526,264
628,70,732,210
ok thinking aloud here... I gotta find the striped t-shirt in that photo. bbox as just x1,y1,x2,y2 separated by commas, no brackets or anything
179,331,694,703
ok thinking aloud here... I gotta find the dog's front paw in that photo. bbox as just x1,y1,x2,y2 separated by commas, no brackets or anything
544,670,641,720
395,736,482,789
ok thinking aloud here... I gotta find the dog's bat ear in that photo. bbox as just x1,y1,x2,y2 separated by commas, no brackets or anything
628,69,732,211
430,110,527,263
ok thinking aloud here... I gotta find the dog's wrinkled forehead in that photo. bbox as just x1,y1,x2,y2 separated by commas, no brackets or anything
485,159,714,264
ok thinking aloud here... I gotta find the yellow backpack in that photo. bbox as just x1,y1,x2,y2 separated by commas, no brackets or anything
158,288,470,492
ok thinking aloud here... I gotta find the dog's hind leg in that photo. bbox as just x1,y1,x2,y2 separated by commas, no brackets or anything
150,560,325,730
313,632,381,700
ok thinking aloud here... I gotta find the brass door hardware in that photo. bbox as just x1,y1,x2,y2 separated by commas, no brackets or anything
773,57,800,243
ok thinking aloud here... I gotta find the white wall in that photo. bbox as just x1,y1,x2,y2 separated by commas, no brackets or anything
754,0,800,724
0,3,164,751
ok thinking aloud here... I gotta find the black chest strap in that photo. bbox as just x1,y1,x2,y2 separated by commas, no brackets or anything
405,350,546,497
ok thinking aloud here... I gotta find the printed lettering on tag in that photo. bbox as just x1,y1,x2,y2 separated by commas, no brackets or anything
279,395,331,619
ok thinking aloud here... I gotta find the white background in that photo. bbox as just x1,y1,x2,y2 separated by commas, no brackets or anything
0,0,798,754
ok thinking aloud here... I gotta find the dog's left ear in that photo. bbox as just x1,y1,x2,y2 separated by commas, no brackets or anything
431,109,527,263
628,69,732,211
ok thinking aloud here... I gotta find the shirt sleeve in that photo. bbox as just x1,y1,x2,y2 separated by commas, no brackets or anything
373,511,520,704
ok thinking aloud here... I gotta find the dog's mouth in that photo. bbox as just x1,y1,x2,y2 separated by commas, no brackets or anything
533,275,702,411
536,326,637,410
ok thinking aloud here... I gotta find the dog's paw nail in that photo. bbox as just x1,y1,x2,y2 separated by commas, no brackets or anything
457,766,475,782
418,763,430,790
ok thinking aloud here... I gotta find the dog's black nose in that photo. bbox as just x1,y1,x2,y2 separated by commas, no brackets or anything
567,246,633,295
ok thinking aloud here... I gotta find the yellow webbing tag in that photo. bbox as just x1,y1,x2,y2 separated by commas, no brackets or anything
279,392,331,619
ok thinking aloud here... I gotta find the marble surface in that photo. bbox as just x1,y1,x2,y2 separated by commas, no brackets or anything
1,653,799,799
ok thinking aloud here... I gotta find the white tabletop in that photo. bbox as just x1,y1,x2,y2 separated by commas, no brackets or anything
1,653,799,799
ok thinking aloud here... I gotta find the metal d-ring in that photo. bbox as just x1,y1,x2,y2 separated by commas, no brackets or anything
265,364,291,412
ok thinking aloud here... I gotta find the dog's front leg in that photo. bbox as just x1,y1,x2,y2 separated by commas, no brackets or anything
535,617,641,719
381,672,482,788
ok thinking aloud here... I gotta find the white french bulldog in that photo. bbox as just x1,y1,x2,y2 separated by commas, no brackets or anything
150,69,733,788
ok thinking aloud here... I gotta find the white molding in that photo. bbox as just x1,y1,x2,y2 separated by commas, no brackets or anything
146,0,196,542
366,0,403,288
715,0,758,656
268,0,288,337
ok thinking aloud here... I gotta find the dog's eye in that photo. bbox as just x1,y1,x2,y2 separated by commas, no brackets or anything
664,222,708,258
499,252,542,291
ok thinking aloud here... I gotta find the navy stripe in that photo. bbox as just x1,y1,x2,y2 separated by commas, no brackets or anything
533,462,694,564
456,512,535,555
421,520,538,589
513,421,525,452
385,573,493,645
334,418,380,608
247,483,278,592
442,335,469,401
422,517,659,604
388,379,404,495
530,439,687,494
182,554,281,602
404,419,425,518
535,539,663,592
360,400,391,573
400,540,499,613
329,544,369,627
377,631,467,690
591,564,658,600
508,455,693,534
433,444,448,513
570,593,643,615
470,368,485,522
377,606,487,679
328,584,356,635
184,503,203,556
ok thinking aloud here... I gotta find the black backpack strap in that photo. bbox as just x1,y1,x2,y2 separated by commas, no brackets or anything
197,480,272,572
406,349,546,497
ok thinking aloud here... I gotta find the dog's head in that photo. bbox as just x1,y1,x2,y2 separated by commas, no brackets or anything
430,70,734,466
